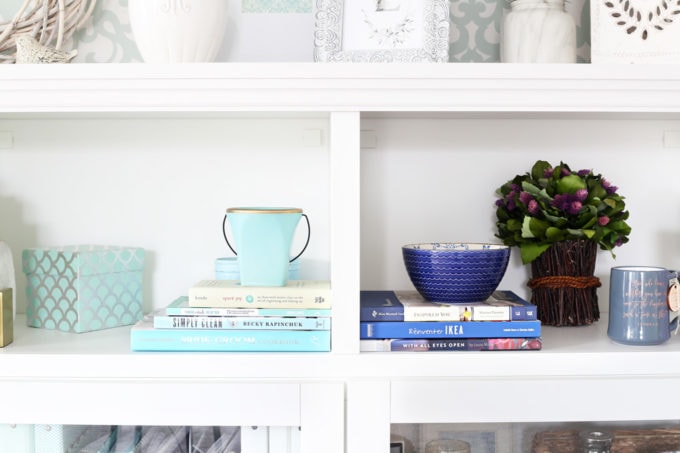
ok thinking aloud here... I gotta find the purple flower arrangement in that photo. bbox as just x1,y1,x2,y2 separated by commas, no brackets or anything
495,160,631,264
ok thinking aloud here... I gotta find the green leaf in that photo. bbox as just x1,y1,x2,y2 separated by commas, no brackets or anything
608,220,632,235
521,181,552,202
545,227,567,241
523,217,549,239
566,228,587,237
506,218,522,232
556,174,587,194
589,183,607,199
603,198,617,209
530,160,552,181
520,242,551,264
582,217,597,229
521,217,536,238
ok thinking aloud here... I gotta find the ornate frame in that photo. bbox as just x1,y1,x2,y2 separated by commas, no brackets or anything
313,0,449,62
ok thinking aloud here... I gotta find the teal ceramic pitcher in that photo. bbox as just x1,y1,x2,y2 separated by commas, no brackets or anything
223,207,310,286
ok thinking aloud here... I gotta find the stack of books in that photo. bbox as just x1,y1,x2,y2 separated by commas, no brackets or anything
359,290,542,352
130,280,332,352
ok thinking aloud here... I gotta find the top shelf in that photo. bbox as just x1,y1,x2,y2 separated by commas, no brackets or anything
2,63,680,114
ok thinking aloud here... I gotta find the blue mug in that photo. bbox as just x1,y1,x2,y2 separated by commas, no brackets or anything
608,266,678,345
222,207,310,287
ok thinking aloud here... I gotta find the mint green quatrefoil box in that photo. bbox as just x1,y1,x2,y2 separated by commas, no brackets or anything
22,246,144,333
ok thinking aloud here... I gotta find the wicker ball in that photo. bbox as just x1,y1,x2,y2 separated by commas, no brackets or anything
0,0,97,63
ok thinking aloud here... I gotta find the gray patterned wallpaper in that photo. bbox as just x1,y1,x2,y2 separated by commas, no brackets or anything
1,0,592,63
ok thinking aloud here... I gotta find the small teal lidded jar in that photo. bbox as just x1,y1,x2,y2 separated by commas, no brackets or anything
215,257,301,281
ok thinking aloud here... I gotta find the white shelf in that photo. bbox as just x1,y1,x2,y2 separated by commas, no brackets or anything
4,314,680,380
1,63,680,113
6,315,675,432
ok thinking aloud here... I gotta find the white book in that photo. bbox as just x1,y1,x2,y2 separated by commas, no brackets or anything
189,280,331,309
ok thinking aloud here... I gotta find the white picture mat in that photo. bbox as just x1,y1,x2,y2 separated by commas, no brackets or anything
342,0,424,51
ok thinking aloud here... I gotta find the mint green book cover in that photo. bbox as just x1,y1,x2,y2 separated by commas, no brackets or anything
131,315,331,352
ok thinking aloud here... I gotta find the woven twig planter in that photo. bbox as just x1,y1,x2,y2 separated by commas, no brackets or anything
528,239,601,326
0,0,97,63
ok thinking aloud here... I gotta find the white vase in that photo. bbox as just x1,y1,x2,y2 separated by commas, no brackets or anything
128,0,229,63
501,0,576,63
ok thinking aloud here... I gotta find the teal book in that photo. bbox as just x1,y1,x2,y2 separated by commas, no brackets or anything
131,315,331,352
360,320,541,339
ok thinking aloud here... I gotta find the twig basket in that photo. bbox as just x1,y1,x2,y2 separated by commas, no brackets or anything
528,239,601,326
0,0,97,63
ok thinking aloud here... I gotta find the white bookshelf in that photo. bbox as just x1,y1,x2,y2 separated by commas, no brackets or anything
1,63,680,453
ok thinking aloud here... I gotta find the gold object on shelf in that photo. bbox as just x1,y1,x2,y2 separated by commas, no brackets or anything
0,288,13,347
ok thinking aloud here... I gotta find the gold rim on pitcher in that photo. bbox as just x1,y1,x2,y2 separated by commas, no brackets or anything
226,207,303,214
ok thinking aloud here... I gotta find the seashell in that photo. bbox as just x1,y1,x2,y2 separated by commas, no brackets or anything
14,34,78,64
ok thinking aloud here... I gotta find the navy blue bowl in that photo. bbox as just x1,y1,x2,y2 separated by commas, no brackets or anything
402,242,511,303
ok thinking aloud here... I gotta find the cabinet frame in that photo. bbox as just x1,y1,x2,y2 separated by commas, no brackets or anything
2,63,680,453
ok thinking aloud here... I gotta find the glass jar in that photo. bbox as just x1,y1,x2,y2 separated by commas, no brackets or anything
501,0,576,63
581,431,614,453
425,439,471,453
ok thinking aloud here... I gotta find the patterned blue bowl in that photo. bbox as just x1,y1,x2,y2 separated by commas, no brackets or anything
402,242,511,304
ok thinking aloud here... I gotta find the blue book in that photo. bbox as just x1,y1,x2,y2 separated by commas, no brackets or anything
131,315,330,352
360,290,537,322
360,319,541,339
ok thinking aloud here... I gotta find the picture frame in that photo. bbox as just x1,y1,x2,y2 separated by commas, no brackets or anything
313,0,450,62
591,0,680,63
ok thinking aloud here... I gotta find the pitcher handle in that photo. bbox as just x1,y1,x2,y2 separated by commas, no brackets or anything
222,214,238,256
222,213,311,263
290,214,311,262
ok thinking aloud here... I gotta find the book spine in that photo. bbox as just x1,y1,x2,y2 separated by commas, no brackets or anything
362,305,530,322
188,287,331,309
359,320,541,339
511,306,532,321
131,329,331,352
360,337,543,352
153,315,331,330
359,290,537,322
166,306,332,317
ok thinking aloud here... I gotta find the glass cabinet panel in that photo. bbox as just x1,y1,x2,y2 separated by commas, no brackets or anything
392,420,680,453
